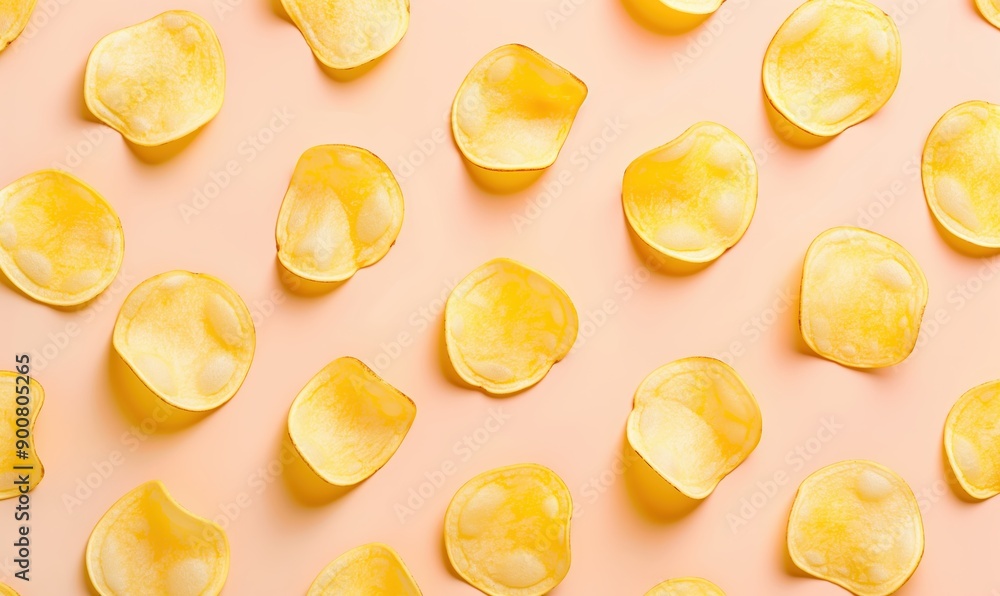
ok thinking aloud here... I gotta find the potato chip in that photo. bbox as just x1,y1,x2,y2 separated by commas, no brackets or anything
0,583,18,596
799,227,927,368
84,10,225,146
280,0,408,69
626,357,762,499
763,0,901,137
287,357,415,486
977,0,1000,28
922,101,1000,247
944,380,1000,499
0,371,42,500
113,271,255,412
657,0,723,15
452,44,587,171
787,460,924,596
645,577,725,596
623,122,757,263
86,480,229,596
275,145,404,283
445,464,572,596
307,543,421,595
445,258,577,395
0,170,124,306
0,0,34,50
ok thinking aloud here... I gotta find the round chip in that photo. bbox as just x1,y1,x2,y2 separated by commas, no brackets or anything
0,170,124,306
944,379,1000,499
113,271,255,412
444,464,572,596
86,480,229,596
307,543,421,595
799,227,928,368
626,357,762,499
645,577,726,596
977,0,1000,28
287,357,416,486
0,0,35,51
787,460,924,596
275,145,404,283
657,0,724,15
763,0,901,137
445,258,577,395
0,371,43,500
452,44,588,171
280,0,409,69
922,101,1000,248
84,10,225,146
622,122,757,263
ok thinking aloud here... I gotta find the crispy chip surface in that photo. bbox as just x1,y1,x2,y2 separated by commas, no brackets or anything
280,0,409,69
944,380,1000,499
307,543,421,595
0,0,34,50
645,577,726,596
0,371,42,500
658,0,724,15
977,0,1000,28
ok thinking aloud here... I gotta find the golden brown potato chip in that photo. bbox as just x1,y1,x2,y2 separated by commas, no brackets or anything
787,460,923,596
287,357,415,486
657,0,723,14
445,258,577,395
0,371,42,500
280,0,409,69
763,0,901,137
445,464,572,596
944,379,1000,499
113,271,255,412
0,583,18,596
307,543,421,595
275,145,404,283
645,577,725,596
977,0,1000,28
84,10,225,146
452,44,587,171
627,357,762,499
0,0,34,50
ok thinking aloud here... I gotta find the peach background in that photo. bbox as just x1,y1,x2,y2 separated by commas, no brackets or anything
1,0,999,593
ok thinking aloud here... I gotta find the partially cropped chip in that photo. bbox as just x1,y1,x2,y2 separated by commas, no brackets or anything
0,170,124,306
787,460,924,596
275,145,404,283
944,380,1000,499
623,122,757,263
445,258,577,394
645,577,726,596
626,357,762,499
84,10,225,146
445,464,572,596
657,0,724,14
0,0,34,50
763,0,901,137
0,371,43,499
280,0,408,69
86,480,229,596
0,583,18,596
287,357,415,486
799,227,928,368
452,44,587,171
977,0,1000,28
113,271,255,411
307,543,421,595
922,101,1000,247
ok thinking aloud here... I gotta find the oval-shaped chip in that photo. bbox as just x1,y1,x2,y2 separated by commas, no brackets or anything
0,170,124,306
445,464,572,596
445,258,577,395
113,271,255,412
84,10,225,146
275,145,404,283
280,0,409,69
787,460,924,596
452,44,587,171
0,0,34,51
623,122,757,263
627,357,762,499
0,371,42,500
645,577,726,596
307,543,421,595
799,227,928,368
977,0,1000,28
763,0,901,137
944,379,1000,499
86,480,229,596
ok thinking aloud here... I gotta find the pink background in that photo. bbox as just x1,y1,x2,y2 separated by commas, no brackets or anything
1,0,999,593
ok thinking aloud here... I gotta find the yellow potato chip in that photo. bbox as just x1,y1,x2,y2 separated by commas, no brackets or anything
86,480,229,596
787,460,924,596
280,0,409,69
452,44,587,171
763,0,901,137
0,371,42,500
0,170,124,306
275,145,404,283
113,271,255,412
657,0,723,15
977,0,1000,28
0,0,34,50
307,543,421,595
922,101,1000,248
0,583,18,596
287,357,415,486
799,227,928,368
645,577,725,596
944,380,1000,499
84,10,225,146
445,464,572,596
623,122,757,263
626,357,762,499
445,258,577,395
